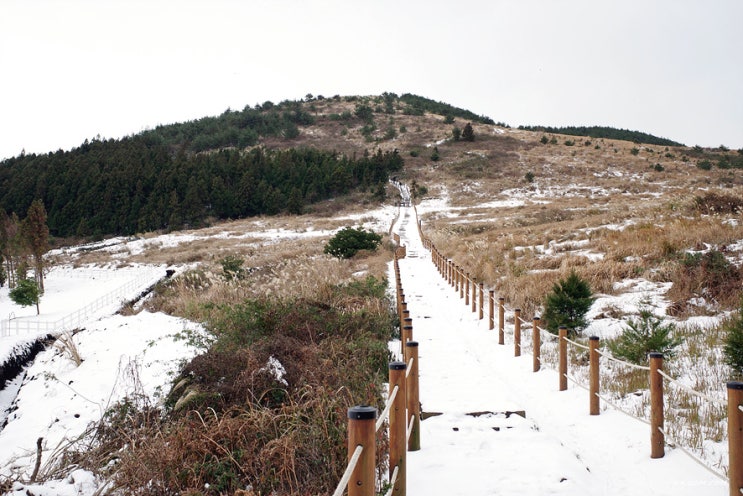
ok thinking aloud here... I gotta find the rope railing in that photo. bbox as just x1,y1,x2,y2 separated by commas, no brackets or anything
382,465,400,496
657,369,727,407
536,325,559,341
563,336,590,351
595,391,651,426
376,385,400,432
594,348,651,371
407,414,415,442
331,445,364,496
658,426,729,482
564,373,589,391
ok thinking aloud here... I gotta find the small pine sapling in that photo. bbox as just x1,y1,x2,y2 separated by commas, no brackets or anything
724,297,743,378
542,270,594,336
9,278,41,315
609,301,682,365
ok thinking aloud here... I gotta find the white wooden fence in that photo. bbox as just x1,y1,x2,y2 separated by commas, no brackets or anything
1,269,164,338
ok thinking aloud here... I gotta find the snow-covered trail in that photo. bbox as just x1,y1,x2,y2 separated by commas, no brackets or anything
390,205,726,496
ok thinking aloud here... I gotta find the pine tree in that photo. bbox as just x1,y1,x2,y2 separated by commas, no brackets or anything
0,210,7,286
9,277,41,315
287,188,304,215
462,122,475,142
23,199,50,292
542,270,594,335
430,146,440,162
609,302,682,364
724,297,743,377
4,212,25,289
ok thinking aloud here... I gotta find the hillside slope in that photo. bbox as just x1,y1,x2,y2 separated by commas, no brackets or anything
3,93,739,240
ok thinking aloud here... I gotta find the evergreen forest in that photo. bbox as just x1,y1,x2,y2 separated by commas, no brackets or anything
0,139,402,238
517,125,683,146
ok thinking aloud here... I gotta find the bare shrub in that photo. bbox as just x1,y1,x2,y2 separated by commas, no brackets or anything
693,191,743,215
54,331,83,366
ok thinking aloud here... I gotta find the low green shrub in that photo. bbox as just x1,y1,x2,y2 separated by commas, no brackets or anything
609,303,682,364
324,226,382,259
542,270,594,335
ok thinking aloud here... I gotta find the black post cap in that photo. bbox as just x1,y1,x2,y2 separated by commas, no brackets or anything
348,406,377,420
389,361,406,370
589,336,599,341
649,352,664,358
405,341,419,347
727,381,743,390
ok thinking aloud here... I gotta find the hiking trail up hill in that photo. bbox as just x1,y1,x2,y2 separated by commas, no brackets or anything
389,204,725,496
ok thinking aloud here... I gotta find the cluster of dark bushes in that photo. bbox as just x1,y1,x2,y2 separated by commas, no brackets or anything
521,125,682,146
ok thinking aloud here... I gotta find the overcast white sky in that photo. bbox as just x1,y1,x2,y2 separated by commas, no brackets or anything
1,0,741,161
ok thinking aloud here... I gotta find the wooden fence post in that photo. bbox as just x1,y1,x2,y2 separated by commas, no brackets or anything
402,319,413,360
389,362,407,496
533,317,541,372
465,273,470,306
489,291,495,330
558,326,568,391
498,297,505,345
459,268,464,299
728,382,743,496
348,406,377,496
514,309,521,357
406,341,420,452
649,352,664,459
399,306,408,332
478,282,484,320
471,277,476,313
589,336,600,415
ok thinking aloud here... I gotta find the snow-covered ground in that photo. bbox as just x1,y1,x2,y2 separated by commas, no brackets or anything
0,192,734,494
0,262,204,493
0,204,399,494
389,205,728,495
